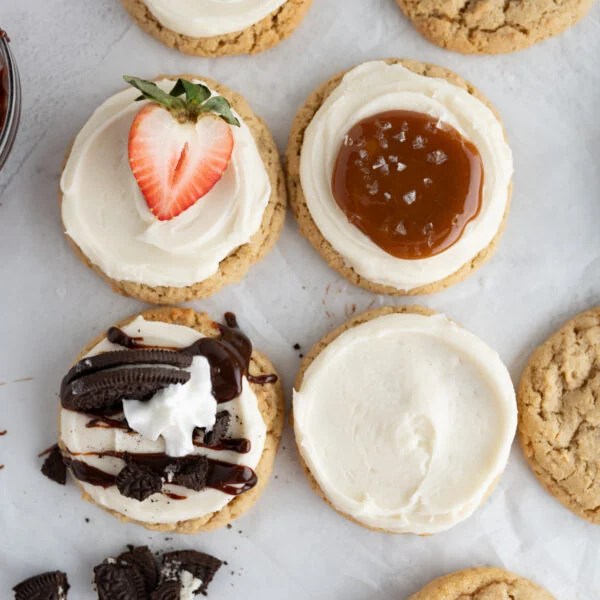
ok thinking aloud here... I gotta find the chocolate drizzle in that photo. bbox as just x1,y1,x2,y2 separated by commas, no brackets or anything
67,451,257,497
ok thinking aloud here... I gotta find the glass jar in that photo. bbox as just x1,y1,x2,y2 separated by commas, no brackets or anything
0,31,21,171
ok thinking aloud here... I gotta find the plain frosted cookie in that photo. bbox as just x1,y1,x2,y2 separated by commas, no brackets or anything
293,306,517,534
60,75,286,304
409,567,554,599
286,59,513,296
396,0,595,54
121,0,312,57
51,307,284,533
518,306,600,524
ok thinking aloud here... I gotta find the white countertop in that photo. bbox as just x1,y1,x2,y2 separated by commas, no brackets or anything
1,1,599,598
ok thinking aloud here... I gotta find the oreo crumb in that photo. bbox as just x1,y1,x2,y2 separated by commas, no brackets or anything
41,444,67,485
116,463,162,501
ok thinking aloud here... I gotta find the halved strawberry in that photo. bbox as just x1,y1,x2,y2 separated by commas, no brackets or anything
124,76,241,222
128,105,234,221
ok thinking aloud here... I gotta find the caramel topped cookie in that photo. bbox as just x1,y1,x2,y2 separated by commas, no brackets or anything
518,307,600,524
396,0,595,54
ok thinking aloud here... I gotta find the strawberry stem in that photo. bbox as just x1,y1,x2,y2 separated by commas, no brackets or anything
124,76,240,127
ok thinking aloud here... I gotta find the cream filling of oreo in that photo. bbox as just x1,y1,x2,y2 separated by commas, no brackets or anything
293,312,516,534
299,61,513,290
142,0,288,37
60,317,267,525
61,80,271,288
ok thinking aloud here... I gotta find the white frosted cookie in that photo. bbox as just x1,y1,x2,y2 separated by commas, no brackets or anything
293,306,517,534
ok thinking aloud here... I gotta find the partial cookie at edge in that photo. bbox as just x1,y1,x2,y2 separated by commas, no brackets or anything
408,567,554,599
60,74,287,305
121,0,313,57
518,306,600,524
59,306,285,534
396,0,594,54
285,59,512,296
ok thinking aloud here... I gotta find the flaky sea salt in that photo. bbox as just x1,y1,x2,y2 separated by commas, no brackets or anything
412,135,427,149
427,150,448,165
403,190,417,205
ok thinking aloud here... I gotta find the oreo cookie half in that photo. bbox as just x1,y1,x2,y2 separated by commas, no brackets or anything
13,570,69,600
61,366,191,412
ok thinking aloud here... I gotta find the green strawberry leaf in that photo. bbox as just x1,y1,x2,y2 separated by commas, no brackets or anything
124,75,239,127
198,96,240,127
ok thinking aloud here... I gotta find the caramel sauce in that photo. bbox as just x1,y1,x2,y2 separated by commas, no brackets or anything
332,110,484,259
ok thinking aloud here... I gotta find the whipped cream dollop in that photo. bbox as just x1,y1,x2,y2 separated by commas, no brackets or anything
123,356,216,457
300,61,513,290
143,0,288,37
61,81,271,288
60,317,267,524
293,312,517,534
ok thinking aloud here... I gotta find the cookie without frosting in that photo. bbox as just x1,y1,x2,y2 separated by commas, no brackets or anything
59,306,285,533
518,306,600,524
286,59,512,296
121,0,312,57
409,567,554,599
61,74,286,304
396,0,595,54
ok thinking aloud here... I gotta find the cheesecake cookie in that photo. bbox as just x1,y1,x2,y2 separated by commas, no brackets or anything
409,567,554,599
54,306,284,533
518,306,600,524
396,0,595,54
293,306,517,534
61,75,286,304
286,59,513,295
121,0,312,57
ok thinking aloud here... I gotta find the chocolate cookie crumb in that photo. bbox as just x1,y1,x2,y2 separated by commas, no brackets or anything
41,444,67,485
116,463,163,501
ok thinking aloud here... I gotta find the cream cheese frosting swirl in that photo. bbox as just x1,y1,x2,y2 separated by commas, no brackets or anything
60,317,267,525
299,61,513,290
61,80,271,288
142,0,288,37
293,311,517,534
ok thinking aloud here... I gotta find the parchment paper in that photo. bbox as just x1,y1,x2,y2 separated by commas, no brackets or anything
1,1,599,598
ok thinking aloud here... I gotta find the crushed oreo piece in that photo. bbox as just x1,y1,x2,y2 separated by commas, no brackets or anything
94,562,147,600
118,546,159,593
13,570,69,600
61,366,191,412
162,550,222,595
62,350,193,387
150,580,182,600
170,456,209,492
195,412,230,447
116,463,163,501
41,445,67,485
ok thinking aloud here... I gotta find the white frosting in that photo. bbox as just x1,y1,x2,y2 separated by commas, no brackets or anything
293,312,516,534
179,571,202,599
143,0,288,37
61,81,271,288
123,356,217,458
299,61,513,290
60,316,267,524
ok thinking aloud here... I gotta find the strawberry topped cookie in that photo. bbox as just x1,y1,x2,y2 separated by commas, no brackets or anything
121,0,313,57
61,76,285,304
